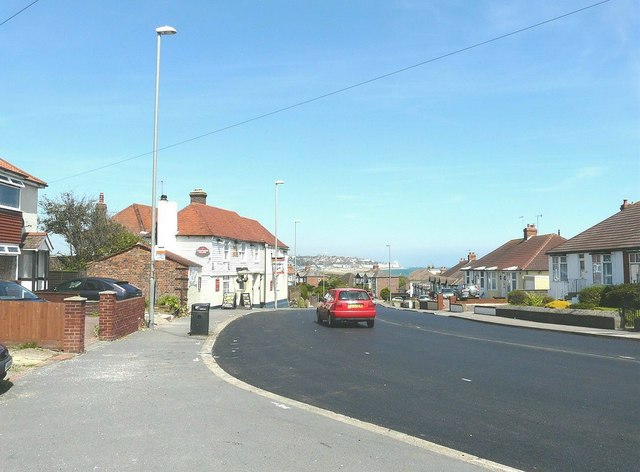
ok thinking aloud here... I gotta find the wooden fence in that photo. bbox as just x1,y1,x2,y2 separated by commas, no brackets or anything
0,301,66,349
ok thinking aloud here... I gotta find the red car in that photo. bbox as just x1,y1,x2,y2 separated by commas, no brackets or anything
316,288,376,328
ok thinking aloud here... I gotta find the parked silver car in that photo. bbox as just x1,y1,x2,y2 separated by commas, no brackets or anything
456,284,480,300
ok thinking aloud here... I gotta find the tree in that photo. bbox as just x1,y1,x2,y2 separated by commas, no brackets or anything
398,276,407,289
40,192,140,270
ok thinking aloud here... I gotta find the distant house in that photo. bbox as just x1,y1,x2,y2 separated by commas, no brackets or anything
353,271,376,293
422,253,479,296
113,189,288,308
0,157,51,290
462,225,566,298
372,267,402,298
546,200,640,301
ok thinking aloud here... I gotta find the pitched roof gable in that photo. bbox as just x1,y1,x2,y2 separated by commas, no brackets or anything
547,201,640,254
470,234,566,271
0,157,47,187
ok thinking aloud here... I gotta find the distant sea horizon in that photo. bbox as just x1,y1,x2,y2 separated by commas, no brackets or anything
390,267,423,277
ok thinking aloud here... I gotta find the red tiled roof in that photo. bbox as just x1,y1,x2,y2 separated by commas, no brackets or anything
469,233,566,271
112,204,153,235
547,201,640,254
178,203,288,248
0,157,47,187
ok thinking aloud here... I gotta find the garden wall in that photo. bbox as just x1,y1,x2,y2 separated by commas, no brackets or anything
495,305,622,330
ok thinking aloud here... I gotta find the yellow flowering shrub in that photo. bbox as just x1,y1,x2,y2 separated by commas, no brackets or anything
545,300,571,309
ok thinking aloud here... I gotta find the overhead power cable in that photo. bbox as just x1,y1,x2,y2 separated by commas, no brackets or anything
0,0,41,28
49,0,611,184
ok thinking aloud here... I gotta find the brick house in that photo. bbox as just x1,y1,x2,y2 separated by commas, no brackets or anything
87,243,201,306
546,199,640,300
0,157,51,290
461,225,566,298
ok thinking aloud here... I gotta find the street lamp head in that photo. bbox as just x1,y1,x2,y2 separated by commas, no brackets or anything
275,180,285,186
156,25,177,35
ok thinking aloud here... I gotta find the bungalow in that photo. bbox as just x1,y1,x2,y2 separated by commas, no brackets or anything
546,200,640,301
0,157,51,290
114,189,288,308
462,225,566,298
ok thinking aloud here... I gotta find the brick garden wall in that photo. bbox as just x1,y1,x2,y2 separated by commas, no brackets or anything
98,292,145,341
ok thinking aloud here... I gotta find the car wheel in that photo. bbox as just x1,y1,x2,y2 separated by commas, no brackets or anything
367,320,375,328
328,313,335,328
316,309,322,324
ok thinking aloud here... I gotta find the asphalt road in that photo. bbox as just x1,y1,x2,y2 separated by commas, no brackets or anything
213,306,640,472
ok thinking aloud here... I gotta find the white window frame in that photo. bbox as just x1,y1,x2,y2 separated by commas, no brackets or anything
552,255,568,282
593,254,613,285
0,181,21,210
223,242,230,261
488,272,497,290
630,253,640,284
222,275,230,293
0,244,21,255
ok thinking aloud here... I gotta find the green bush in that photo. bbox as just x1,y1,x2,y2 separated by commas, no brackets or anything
601,284,640,310
578,285,606,306
157,294,184,315
380,288,390,301
570,302,597,309
507,290,528,305
299,284,310,300
525,293,544,307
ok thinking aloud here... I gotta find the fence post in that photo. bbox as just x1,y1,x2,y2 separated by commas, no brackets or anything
63,296,86,353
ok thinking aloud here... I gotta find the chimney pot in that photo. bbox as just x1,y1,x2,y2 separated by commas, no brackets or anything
620,199,630,211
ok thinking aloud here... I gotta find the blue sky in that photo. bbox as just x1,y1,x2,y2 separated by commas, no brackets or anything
1,0,638,267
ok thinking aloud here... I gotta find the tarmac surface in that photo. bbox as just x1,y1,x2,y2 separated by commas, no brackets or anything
2,304,638,471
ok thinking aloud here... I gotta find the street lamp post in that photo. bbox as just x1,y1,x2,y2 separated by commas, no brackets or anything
386,244,391,303
294,220,301,286
274,180,285,309
149,25,177,328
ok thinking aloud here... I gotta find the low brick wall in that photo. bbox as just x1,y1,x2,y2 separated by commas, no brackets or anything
495,305,621,330
98,292,145,341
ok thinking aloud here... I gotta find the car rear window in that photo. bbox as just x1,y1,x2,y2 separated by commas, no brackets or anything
116,283,138,293
338,290,370,301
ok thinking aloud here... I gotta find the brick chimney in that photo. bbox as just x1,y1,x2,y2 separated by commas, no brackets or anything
620,199,631,211
467,251,477,261
96,192,107,213
524,224,538,240
189,189,207,205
